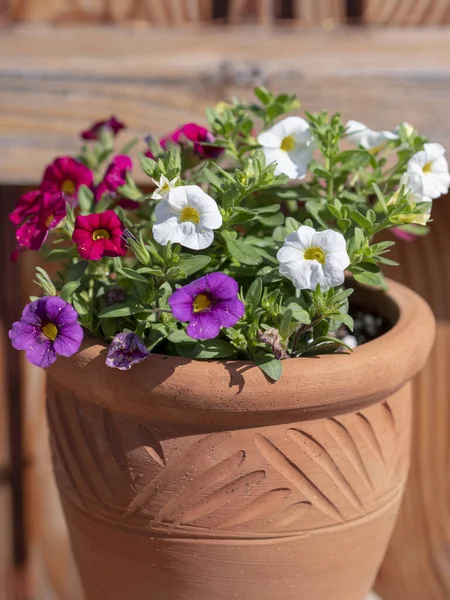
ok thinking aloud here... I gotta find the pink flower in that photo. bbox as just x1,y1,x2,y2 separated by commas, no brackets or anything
81,116,126,140
9,190,41,226
391,227,417,242
72,210,127,260
41,157,93,201
14,191,66,251
95,155,132,202
145,123,224,160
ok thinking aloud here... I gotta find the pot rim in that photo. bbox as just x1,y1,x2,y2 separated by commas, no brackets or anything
48,278,435,427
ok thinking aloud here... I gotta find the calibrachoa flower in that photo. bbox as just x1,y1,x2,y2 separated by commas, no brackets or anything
345,120,399,151
168,272,245,340
153,185,222,250
72,210,127,260
9,297,83,368
41,157,93,202
406,142,450,199
14,191,66,251
151,174,179,200
105,332,149,370
277,226,350,292
257,116,314,179
164,123,224,160
81,115,126,140
95,155,132,202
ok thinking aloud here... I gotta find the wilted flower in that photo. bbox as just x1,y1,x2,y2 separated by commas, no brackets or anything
72,210,127,260
258,116,314,180
151,174,179,200
345,120,399,151
153,185,222,250
406,142,450,199
105,287,127,305
81,115,126,140
13,191,66,251
95,155,132,202
105,332,149,370
168,272,245,340
9,296,83,368
40,156,93,202
259,328,288,360
277,226,350,292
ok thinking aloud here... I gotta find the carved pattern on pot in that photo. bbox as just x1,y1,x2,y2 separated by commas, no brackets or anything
47,383,410,539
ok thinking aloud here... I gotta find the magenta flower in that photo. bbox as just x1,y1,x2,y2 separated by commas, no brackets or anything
9,297,83,368
41,157,93,201
168,272,245,340
81,115,126,140
392,227,417,242
95,155,132,202
146,123,224,161
13,191,66,251
105,332,149,370
72,210,127,260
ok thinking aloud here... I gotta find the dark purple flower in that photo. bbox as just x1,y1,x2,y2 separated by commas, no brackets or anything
81,116,126,140
9,297,83,368
95,155,133,202
145,123,224,161
168,272,245,340
105,332,150,370
105,287,127,305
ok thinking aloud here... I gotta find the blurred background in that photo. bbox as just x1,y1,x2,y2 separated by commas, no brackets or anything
1,1,450,599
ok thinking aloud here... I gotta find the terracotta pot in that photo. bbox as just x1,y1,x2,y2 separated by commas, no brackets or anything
46,279,434,600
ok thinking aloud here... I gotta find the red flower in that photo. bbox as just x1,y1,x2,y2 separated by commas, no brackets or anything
95,155,132,202
14,191,66,251
81,116,126,140
72,210,127,260
145,123,224,161
41,157,93,201
9,190,41,226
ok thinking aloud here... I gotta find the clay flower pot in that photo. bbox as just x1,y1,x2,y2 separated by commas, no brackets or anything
46,279,434,600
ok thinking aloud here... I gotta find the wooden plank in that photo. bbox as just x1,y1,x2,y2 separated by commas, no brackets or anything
363,0,450,25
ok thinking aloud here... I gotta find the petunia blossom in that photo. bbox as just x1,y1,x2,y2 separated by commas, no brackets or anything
41,156,93,202
95,155,133,202
168,272,245,340
345,120,399,151
105,332,149,370
81,115,126,140
257,116,314,180
153,185,222,250
406,142,450,200
151,174,179,200
9,296,83,368
14,191,66,251
145,123,224,160
277,225,350,292
72,210,127,260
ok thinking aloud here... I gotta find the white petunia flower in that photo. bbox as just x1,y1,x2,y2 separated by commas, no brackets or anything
346,120,399,151
153,185,222,250
277,226,350,292
406,142,450,200
151,175,179,200
257,116,314,180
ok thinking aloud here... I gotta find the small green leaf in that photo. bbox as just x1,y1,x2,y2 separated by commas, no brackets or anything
66,260,88,283
354,271,385,287
350,210,372,231
285,216,300,234
177,255,211,278
117,267,149,283
226,239,263,266
176,339,236,359
287,303,311,324
98,303,146,319
253,354,283,382
60,280,81,302
78,185,94,215
245,278,263,311
254,86,273,106
279,309,293,340
167,330,195,343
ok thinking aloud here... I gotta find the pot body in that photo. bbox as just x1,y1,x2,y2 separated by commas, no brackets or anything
46,280,434,600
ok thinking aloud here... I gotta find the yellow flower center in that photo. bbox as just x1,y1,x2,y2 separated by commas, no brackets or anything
92,229,111,241
42,322,58,341
61,179,76,195
422,161,433,173
193,293,212,313
280,135,296,152
45,214,54,227
304,246,326,264
180,206,200,224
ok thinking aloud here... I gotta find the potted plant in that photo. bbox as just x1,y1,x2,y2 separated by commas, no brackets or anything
9,91,439,600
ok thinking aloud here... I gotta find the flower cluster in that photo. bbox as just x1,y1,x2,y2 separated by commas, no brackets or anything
9,89,447,379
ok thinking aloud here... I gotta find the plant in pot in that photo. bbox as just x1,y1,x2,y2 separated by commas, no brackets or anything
9,90,441,600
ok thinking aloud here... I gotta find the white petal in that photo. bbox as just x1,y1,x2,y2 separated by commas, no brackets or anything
153,220,214,250
277,245,304,264
408,149,428,169
258,131,282,148
279,259,316,291
288,145,314,178
152,216,180,246
422,173,450,199
279,116,310,137
186,185,219,213
262,148,299,179
155,198,178,222
325,249,351,272
166,186,189,211
423,142,445,162
312,229,347,254
200,211,222,229
285,225,317,250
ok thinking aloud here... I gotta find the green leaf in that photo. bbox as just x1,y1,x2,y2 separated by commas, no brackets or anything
279,309,293,340
176,339,236,359
354,227,366,249
66,260,88,283
140,155,158,177
336,312,354,331
98,303,146,319
226,239,263,266
350,210,372,231
254,86,273,106
101,319,117,339
60,280,81,302
287,302,311,324
285,216,300,234
245,278,262,311
372,183,388,214
253,354,283,382
78,185,94,215
167,330,195,344
337,218,351,233
354,271,385,287
117,267,149,283
177,255,211,278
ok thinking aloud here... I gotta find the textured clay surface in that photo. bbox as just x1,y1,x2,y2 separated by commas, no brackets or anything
47,280,435,600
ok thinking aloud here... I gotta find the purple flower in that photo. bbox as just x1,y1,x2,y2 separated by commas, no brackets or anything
105,332,150,370
81,116,126,140
9,297,83,368
168,272,245,340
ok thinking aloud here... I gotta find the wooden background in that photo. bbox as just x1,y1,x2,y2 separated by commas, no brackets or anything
2,2,450,600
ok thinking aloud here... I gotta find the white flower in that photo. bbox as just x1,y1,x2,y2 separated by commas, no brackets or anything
277,226,350,292
346,120,399,151
388,173,432,226
151,175,179,200
153,185,222,250
257,116,314,180
406,142,450,200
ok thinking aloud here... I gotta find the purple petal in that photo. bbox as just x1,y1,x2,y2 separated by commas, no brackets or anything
211,297,245,327
9,321,39,350
52,322,84,356
186,312,220,340
168,287,195,321
26,338,58,368
204,272,239,300
105,332,150,370
20,298,49,326
44,296,80,327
